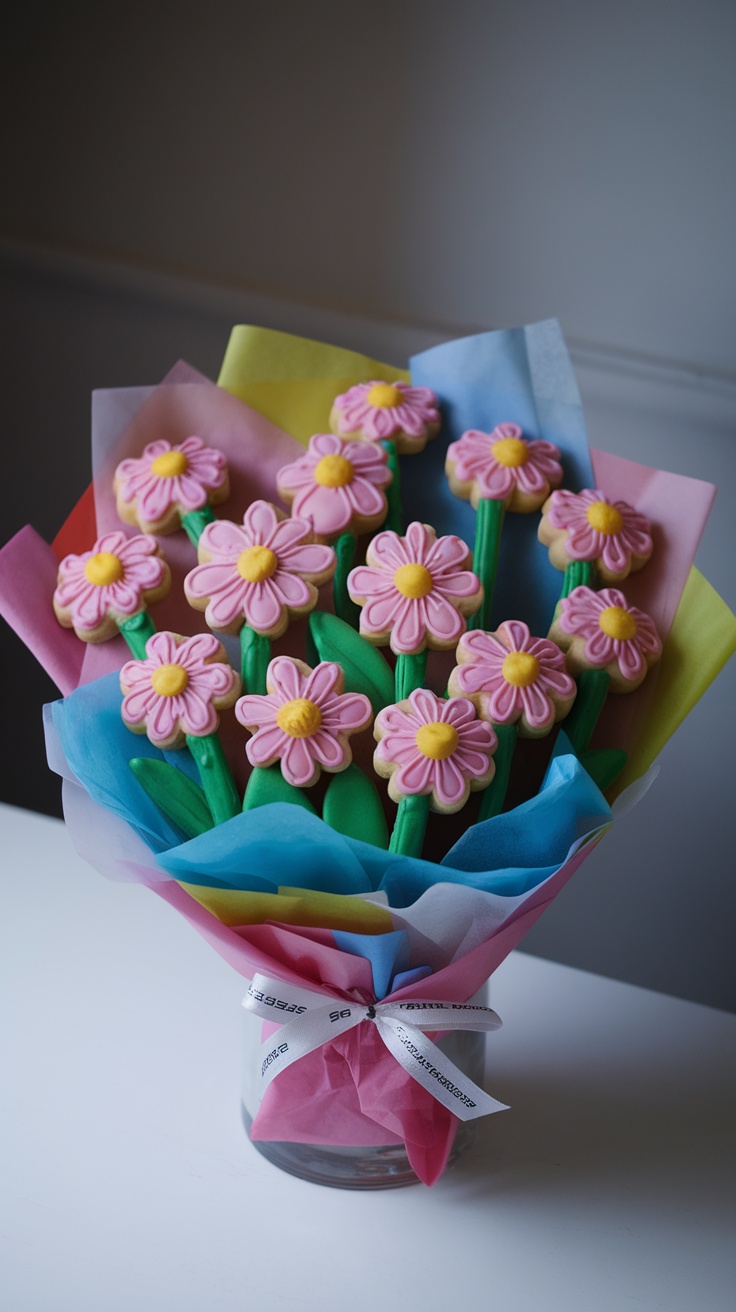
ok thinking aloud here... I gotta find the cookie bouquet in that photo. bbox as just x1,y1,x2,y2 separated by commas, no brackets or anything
1,320,734,1188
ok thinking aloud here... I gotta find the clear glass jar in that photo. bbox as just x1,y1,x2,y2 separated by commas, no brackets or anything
240,986,488,1190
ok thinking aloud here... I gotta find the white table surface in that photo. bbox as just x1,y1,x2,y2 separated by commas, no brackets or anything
2,802,735,1312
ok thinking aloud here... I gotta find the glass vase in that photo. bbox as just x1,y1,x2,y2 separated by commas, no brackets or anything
240,985,489,1190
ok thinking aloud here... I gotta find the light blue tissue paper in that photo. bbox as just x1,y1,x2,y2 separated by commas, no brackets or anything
408,320,595,635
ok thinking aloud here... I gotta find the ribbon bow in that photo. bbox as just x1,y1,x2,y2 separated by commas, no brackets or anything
243,972,509,1122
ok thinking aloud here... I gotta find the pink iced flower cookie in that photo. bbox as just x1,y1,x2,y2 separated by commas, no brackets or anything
184,500,336,638
448,620,577,738
236,656,373,789
114,435,229,535
276,433,392,542
120,631,241,750
347,521,483,656
53,531,171,642
550,586,662,692
538,488,653,584
446,422,563,513
329,380,441,455
374,689,497,814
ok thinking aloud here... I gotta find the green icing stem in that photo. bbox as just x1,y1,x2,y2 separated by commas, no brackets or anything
389,792,430,858
129,757,213,838
477,723,518,822
562,669,611,755
561,559,597,599
185,732,241,825
469,497,505,631
181,506,216,548
395,650,428,702
241,625,271,695
117,610,156,659
333,533,361,629
382,440,403,533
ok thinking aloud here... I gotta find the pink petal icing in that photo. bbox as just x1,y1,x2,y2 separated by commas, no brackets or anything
446,423,563,508
374,689,497,812
347,522,481,655
331,382,440,449
115,435,228,530
235,657,372,789
276,434,391,541
450,620,576,735
184,501,335,636
556,586,662,685
120,631,240,747
53,531,169,636
544,488,653,577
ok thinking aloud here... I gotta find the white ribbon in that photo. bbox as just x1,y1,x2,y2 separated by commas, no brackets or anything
243,973,509,1122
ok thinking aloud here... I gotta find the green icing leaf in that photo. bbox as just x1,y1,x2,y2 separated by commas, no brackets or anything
578,747,628,792
308,611,394,715
129,758,213,838
242,765,317,814
322,764,388,848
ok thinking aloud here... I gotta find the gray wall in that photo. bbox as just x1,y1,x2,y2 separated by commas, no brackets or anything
2,2,735,1009
3,1,735,374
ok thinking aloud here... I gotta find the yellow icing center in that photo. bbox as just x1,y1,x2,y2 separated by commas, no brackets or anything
414,724,459,766
598,606,637,640
367,383,403,409
276,697,323,738
502,652,540,687
491,437,528,467
415,722,459,760
84,552,124,586
237,545,278,583
314,454,354,487
586,500,623,535
393,563,433,599
151,663,189,697
150,450,188,478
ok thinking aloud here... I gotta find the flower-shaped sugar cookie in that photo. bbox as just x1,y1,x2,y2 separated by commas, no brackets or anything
120,631,241,749
446,422,563,513
236,656,372,789
550,586,662,692
184,501,336,638
539,488,653,584
347,522,482,655
276,434,391,542
329,381,441,454
449,620,577,737
374,689,497,813
53,531,171,642
114,435,229,535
